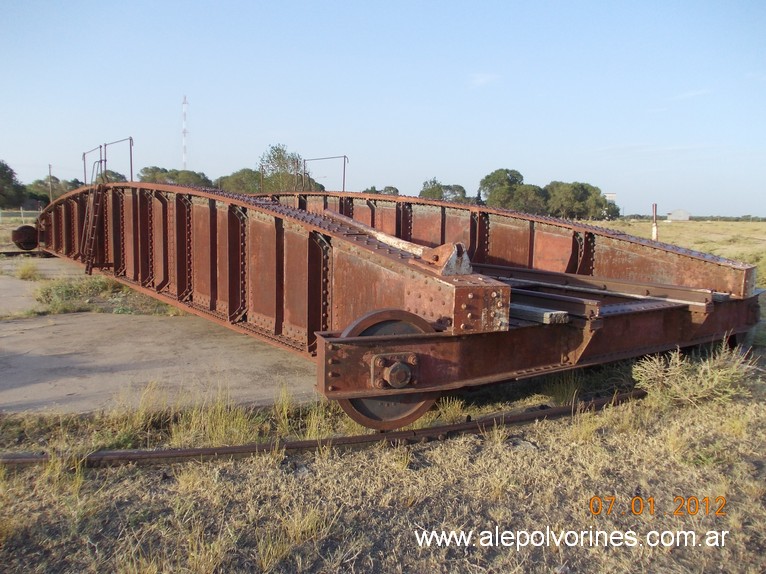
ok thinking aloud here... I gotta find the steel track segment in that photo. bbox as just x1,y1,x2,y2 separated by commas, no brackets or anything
0,251,54,258
0,390,647,469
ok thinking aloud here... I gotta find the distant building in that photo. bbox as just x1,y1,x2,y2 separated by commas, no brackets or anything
667,209,691,222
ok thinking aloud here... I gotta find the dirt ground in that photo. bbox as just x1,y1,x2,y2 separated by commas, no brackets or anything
0,257,317,414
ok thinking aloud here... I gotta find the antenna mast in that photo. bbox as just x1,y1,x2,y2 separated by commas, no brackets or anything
182,95,189,170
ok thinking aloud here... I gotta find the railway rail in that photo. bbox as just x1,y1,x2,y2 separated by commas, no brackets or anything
0,390,646,469
12,183,761,429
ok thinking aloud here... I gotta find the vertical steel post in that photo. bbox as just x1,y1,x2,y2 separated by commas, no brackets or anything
342,155,347,192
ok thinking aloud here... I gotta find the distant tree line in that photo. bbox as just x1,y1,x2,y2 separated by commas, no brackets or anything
416,168,621,221
16,148,762,223
0,145,325,208
0,154,619,221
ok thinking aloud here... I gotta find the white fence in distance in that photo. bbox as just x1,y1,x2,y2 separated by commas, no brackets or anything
0,209,43,225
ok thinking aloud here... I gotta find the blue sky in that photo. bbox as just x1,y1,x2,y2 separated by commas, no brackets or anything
2,0,765,216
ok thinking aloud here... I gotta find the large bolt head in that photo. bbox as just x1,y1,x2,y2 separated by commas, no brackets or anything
383,361,412,389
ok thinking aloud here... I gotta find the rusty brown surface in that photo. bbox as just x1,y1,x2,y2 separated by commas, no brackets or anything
26,184,760,428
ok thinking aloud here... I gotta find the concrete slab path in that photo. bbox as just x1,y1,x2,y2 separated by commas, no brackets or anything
0,257,317,414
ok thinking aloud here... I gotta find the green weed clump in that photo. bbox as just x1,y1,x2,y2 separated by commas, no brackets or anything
435,396,466,424
35,275,123,313
633,343,755,409
541,371,583,406
15,259,41,281
33,275,182,315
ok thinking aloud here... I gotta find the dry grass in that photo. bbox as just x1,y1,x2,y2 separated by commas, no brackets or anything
1,346,764,573
14,259,41,281
169,388,268,448
1,220,764,572
634,343,754,409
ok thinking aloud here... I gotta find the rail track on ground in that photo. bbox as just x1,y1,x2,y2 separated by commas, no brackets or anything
0,390,646,469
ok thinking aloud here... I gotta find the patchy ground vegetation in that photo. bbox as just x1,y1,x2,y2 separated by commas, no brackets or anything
32,275,183,316
0,345,764,573
1,220,764,572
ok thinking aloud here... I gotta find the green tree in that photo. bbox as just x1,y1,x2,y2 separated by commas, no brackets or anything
442,184,468,203
511,184,549,214
137,166,170,182
363,185,399,195
419,178,444,200
24,175,84,205
603,201,621,220
216,168,262,194
67,178,85,191
172,170,213,187
138,167,212,187
259,144,302,193
96,170,128,183
26,176,65,203
419,179,467,202
545,181,581,219
479,168,524,208
545,181,618,220
0,160,26,208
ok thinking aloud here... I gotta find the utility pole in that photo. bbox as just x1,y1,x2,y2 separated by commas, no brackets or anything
182,96,189,170
48,164,53,203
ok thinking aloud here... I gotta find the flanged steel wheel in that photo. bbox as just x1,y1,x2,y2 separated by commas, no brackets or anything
336,309,440,431
11,225,38,251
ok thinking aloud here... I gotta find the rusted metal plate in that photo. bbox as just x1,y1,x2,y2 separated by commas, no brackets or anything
593,235,754,299
150,194,167,289
246,210,279,333
306,194,327,216
62,200,73,256
137,191,152,286
282,221,310,345
443,207,472,248
331,242,411,329
214,201,230,317
123,190,138,281
532,225,577,273
485,214,532,267
191,196,215,310
351,198,373,227
373,201,398,237
409,203,443,247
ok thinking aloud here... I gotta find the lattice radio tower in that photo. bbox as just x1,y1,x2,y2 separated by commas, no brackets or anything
182,95,189,170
